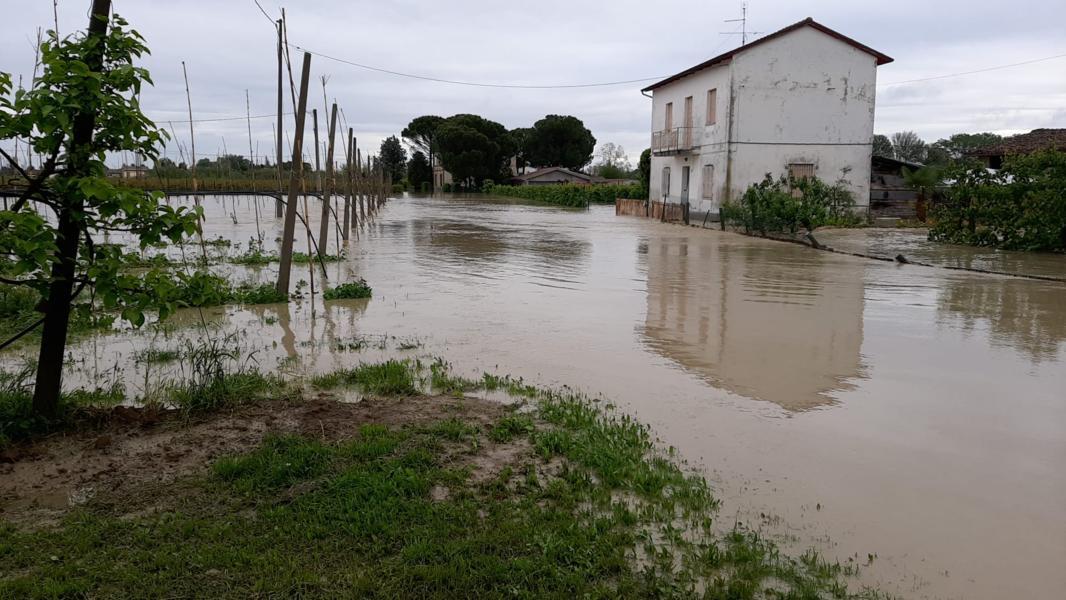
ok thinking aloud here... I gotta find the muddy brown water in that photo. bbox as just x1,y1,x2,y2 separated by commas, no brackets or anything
4,194,1065,599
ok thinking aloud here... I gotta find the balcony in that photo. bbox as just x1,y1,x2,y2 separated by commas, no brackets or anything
652,127,695,156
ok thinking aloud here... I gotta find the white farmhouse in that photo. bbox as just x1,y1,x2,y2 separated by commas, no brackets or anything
642,18,893,221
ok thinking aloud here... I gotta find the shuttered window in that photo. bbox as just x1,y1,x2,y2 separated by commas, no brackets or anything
661,167,671,198
706,89,717,125
788,163,815,180
701,165,714,200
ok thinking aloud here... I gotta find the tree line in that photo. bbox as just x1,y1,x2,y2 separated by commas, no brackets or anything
393,113,598,190
872,131,1004,166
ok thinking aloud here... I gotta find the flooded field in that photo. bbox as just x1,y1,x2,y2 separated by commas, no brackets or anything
6,194,1066,599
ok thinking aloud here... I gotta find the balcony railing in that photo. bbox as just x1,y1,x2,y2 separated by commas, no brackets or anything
652,127,695,155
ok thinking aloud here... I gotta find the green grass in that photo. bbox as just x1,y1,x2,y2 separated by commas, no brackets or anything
427,358,480,395
173,272,288,307
0,363,881,598
229,249,345,266
167,371,278,414
322,279,372,300
310,360,418,396
133,347,182,364
0,364,126,447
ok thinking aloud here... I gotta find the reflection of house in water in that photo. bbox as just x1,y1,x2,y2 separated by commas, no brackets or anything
641,234,866,411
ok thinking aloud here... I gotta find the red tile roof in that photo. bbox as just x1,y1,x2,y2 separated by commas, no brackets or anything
969,129,1066,157
641,17,893,93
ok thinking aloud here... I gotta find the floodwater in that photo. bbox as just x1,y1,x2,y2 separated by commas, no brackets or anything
7,194,1066,599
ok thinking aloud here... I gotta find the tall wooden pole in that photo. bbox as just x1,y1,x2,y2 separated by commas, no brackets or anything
274,18,284,218
318,103,338,262
276,52,312,296
312,109,321,196
342,128,352,240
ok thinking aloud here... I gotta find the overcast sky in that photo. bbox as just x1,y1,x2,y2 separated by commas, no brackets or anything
3,0,1065,167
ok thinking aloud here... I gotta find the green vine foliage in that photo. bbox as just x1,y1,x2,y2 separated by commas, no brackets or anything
721,174,858,235
929,150,1066,251
0,14,202,328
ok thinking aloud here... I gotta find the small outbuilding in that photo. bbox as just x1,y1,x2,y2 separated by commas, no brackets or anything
869,155,923,220
511,167,600,186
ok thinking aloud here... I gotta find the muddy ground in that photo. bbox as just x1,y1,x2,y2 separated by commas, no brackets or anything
0,392,512,527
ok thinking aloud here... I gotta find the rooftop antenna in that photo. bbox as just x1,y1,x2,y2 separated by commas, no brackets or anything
722,2,763,45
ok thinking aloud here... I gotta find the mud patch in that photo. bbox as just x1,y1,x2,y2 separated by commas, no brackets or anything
0,392,509,526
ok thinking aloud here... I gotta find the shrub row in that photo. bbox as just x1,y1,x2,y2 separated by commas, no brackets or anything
487,183,646,207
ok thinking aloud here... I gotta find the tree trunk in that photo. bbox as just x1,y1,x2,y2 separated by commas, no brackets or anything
33,0,111,418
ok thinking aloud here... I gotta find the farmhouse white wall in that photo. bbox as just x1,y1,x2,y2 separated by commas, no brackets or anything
647,21,884,216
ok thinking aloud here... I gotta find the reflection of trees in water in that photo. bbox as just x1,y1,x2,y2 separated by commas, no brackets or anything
938,279,1066,363
407,218,589,275
640,234,867,411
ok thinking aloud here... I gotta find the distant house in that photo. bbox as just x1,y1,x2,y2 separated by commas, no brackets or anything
968,128,1066,169
431,153,453,190
642,17,893,222
120,164,149,179
512,166,599,186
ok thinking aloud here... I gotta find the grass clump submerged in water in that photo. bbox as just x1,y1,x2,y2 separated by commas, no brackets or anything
310,359,417,396
322,278,372,300
0,360,880,597
173,271,288,307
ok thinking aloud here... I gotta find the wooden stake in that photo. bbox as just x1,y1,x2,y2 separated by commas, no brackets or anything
276,52,312,296
318,103,338,263
342,128,352,240
312,109,321,196
246,89,262,243
181,61,197,194
181,60,207,261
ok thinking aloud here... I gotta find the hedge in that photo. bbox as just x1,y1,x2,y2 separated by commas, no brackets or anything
488,183,646,207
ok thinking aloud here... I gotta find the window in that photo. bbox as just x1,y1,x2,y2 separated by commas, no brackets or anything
661,167,671,198
664,102,673,130
706,89,717,125
701,164,715,200
788,163,815,180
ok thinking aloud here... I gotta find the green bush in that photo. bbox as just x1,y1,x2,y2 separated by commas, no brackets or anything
390,183,404,194
233,283,288,305
442,183,453,193
481,179,495,193
420,182,430,193
929,150,1066,251
172,272,289,307
323,279,372,300
722,174,857,235
489,183,646,207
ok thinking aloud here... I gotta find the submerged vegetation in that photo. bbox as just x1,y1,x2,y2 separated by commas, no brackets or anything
172,271,288,307
489,182,645,207
0,358,880,598
721,174,862,235
322,278,373,300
